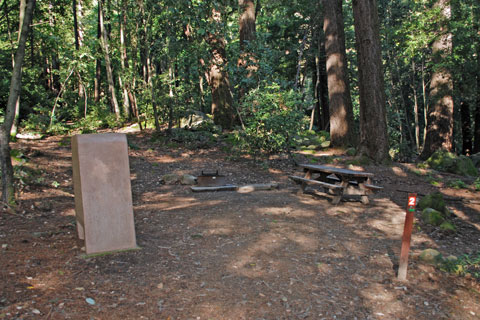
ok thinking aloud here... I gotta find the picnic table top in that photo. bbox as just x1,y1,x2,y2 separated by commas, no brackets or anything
299,164,374,178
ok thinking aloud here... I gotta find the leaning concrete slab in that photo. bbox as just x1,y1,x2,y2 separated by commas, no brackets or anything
72,133,137,254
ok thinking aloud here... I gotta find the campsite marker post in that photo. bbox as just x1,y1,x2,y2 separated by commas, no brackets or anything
397,193,417,281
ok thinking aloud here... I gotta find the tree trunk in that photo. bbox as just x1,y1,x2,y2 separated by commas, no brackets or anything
352,0,389,162
99,0,120,118
0,0,35,206
238,0,257,99
119,0,130,117
473,4,480,153
10,0,26,138
420,0,454,160
412,61,421,151
324,0,356,146
94,5,101,102
207,8,235,129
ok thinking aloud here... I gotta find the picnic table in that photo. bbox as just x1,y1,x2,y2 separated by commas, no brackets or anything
289,164,382,204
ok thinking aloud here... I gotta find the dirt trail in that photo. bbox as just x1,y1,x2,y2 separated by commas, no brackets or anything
1,132,479,319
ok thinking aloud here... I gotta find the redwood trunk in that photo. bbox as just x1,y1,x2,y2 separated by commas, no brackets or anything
208,9,235,129
324,0,356,146
352,0,389,161
420,0,454,159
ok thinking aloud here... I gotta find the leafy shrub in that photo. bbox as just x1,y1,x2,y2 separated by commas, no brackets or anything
446,179,467,189
440,252,480,279
238,84,307,154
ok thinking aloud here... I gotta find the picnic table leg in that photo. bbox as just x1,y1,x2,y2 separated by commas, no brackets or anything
332,180,347,205
298,170,312,194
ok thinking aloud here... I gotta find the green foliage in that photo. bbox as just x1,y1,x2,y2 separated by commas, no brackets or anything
474,178,480,191
446,179,468,189
440,252,480,279
238,84,308,154
425,150,478,177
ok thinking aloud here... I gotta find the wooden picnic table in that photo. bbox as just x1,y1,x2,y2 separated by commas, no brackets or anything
289,164,382,204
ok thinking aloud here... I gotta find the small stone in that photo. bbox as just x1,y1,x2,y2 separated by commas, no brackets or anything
180,174,197,185
1,244,7,249
419,249,442,265
161,174,180,185
32,309,40,315
85,298,95,305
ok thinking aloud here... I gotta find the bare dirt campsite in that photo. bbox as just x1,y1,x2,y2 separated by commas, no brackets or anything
1,131,480,319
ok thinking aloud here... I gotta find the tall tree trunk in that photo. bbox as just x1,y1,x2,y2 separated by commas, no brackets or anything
412,61,421,151
94,5,101,102
10,0,26,138
99,0,120,118
238,0,257,99
420,0,454,160
352,0,389,162
323,0,356,146
207,8,235,130
119,0,130,117
0,0,35,206
472,4,480,153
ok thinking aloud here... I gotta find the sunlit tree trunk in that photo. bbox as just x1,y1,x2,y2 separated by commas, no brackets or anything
0,0,35,206
119,0,130,117
352,0,389,162
238,0,257,99
472,4,480,153
10,0,26,138
324,0,356,146
420,0,454,160
208,8,235,129
99,0,120,118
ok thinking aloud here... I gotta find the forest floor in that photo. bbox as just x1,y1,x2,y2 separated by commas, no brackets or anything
1,129,480,319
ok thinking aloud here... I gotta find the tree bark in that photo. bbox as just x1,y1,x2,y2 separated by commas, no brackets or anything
10,0,26,138
420,0,454,160
0,0,35,206
99,0,120,118
473,4,480,153
119,0,130,117
94,5,101,102
238,0,257,99
208,8,235,129
352,0,389,161
324,0,356,146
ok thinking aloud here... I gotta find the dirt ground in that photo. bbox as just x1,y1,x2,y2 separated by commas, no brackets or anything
1,130,480,319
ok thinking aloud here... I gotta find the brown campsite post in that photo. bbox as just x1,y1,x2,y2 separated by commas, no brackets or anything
397,193,417,281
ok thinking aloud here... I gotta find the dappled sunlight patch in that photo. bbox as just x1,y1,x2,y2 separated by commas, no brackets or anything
391,166,407,177
361,283,406,317
227,233,284,277
201,217,237,236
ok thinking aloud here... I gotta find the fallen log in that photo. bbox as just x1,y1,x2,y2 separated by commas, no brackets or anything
190,183,279,193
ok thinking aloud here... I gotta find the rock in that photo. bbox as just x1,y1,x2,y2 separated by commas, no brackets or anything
161,174,180,185
440,221,456,232
320,141,331,148
419,249,442,264
180,111,215,131
85,298,96,305
425,150,478,177
346,147,356,156
421,208,445,226
180,174,197,185
470,153,480,168
455,155,478,177
418,192,449,217
444,255,458,262
31,309,41,315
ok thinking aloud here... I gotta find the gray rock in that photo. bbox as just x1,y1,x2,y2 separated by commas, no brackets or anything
180,174,197,185
161,174,180,185
180,111,214,131
419,249,442,264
